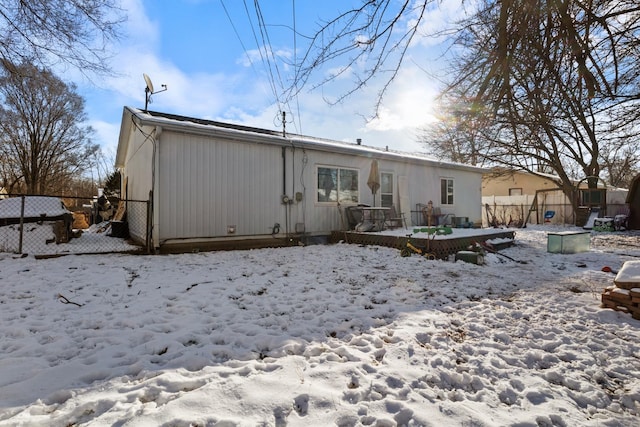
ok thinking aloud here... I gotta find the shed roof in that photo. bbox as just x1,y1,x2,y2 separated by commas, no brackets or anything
116,106,486,173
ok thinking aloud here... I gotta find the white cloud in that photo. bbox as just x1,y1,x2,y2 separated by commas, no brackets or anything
364,66,439,132
90,120,121,154
412,0,467,48
79,0,446,156
119,0,159,44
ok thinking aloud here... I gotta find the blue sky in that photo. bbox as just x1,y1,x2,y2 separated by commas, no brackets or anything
76,0,463,164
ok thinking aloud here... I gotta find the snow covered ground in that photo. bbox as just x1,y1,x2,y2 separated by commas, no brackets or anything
1,225,639,426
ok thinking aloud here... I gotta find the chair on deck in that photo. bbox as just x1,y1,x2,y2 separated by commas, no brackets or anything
345,205,369,230
614,206,630,230
345,206,360,230
385,205,407,229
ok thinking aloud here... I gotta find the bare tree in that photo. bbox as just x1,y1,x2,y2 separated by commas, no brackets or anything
437,0,640,198
295,1,640,195
0,0,123,76
0,61,99,194
292,0,443,114
420,90,494,166
600,145,640,189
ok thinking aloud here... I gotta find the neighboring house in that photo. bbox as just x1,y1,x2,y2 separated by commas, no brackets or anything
482,168,564,197
482,168,628,226
115,107,485,252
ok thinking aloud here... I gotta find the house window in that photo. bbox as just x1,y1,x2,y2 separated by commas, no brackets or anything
380,172,394,207
441,178,454,205
580,189,603,206
317,166,359,203
509,188,523,196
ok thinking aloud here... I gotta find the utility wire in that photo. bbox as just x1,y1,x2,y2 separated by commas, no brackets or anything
242,0,282,109
220,0,270,99
255,0,285,97
221,0,303,136
292,0,302,134
253,0,302,135
219,0,262,82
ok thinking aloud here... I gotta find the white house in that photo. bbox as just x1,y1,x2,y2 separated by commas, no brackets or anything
115,107,485,252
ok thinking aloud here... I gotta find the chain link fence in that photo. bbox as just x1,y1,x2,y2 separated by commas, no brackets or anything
0,194,150,256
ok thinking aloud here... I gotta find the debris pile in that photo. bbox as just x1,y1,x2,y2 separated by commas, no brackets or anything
601,260,640,320
72,211,90,229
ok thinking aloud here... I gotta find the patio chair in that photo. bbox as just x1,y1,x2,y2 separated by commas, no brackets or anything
544,210,555,223
386,205,407,229
614,206,630,230
345,206,365,230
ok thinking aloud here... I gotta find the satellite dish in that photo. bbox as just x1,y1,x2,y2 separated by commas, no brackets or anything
143,73,154,93
142,73,167,112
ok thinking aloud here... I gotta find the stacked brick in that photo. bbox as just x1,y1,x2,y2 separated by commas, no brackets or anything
601,260,640,320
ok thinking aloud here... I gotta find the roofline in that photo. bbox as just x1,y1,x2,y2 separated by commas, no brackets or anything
115,108,133,169
117,106,487,173
483,166,624,189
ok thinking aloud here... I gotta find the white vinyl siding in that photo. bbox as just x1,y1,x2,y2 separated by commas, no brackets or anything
158,132,282,239
117,107,486,246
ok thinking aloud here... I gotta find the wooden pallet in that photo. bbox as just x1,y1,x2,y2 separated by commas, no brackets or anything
601,286,640,320
601,260,640,320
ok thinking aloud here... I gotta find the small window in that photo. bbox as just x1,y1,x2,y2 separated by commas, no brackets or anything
317,166,359,203
581,189,603,206
441,178,454,205
509,188,523,196
380,172,394,207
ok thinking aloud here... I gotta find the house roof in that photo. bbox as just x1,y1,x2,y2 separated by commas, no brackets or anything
483,166,565,181
116,106,486,173
483,167,628,190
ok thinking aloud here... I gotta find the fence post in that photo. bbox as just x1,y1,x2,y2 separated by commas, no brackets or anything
18,195,25,254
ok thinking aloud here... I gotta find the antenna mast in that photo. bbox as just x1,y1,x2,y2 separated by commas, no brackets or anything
282,111,286,137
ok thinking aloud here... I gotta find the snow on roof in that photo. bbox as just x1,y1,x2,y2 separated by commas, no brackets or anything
117,107,486,174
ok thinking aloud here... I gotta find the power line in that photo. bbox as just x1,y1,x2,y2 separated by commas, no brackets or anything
221,0,303,135
241,0,282,109
292,0,302,134
252,1,303,136
219,0,261,79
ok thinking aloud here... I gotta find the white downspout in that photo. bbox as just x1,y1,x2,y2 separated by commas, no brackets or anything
152,125,162,251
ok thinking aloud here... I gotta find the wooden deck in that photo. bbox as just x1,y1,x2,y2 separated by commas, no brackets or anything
329,229,516,260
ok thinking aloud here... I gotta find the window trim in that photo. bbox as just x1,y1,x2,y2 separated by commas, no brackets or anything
380,171,394,207
440,177,454,206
